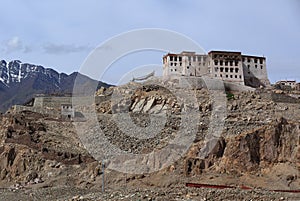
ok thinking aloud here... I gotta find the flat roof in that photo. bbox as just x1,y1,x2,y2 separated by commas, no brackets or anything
208,50,241,54
163,50,266,59
276,80,296,83
242,54,265,59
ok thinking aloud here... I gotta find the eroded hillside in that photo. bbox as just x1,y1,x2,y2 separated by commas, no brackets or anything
0,81,299,200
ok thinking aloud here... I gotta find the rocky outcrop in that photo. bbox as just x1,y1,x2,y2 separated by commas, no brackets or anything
0,144,45,182
183,117,300,179
0,111,95,182
220,117,300,173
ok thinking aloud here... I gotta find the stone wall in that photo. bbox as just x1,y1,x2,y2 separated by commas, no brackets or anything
13,96,111,117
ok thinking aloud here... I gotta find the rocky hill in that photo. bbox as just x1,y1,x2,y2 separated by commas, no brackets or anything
0,60,111,112
0,79,299,200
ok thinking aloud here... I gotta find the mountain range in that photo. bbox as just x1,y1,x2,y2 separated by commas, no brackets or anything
0,60,111,112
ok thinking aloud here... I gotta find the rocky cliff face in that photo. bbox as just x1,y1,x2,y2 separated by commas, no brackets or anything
0,111,96,185
96,82,300,189
220,117,299,172
0,59,111,112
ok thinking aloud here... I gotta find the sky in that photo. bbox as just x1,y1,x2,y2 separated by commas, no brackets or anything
1,0,300,84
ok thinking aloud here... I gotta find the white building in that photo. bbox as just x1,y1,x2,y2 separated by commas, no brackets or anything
163,50,270,88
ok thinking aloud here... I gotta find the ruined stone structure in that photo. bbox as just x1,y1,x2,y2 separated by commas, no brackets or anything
13,96,110,118
163,50,270,88
13,96,74,117
275,80,297,89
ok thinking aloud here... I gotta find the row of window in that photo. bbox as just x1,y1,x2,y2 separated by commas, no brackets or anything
170,62,181,66
247,64,263,69
214,60,239,66
169,56,206,62
215,74,242,79
213,54,239,60
169,65,262,73
169,56,182,62
215,67,240,73
169,55,264,64
188,56,206,62
62,105,73,109
170,62,206,66
242,57,264,64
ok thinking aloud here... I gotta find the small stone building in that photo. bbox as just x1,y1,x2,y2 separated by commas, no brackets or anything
296,83,300,91
275,80,297,90
61,104,75,119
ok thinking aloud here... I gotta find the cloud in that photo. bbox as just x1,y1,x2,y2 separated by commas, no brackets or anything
1,36,34,54
3,36,23,53
23,46,33,53
1,38,93,55
43,43,93,55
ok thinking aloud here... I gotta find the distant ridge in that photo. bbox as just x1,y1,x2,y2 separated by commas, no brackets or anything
0,59,112,112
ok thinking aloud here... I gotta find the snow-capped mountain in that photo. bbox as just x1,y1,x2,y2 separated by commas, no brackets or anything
0,59,111,112
0,60,68,86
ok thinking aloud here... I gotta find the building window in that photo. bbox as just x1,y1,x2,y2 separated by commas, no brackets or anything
220,60,223,66
239,75,242,79
230,75,233,78
226,75,228,78
187,66,189,69
175,69,177,71
248,71,250,74
180,63,182,66
215,74,217,77
247,64,250,69
235,75,237,78
171,69,173,72
220,74,223,77
215,67,219,72
259,59,263,64
229,61,233,66
214,60,218,65
179,57,182,62
225,68,229,72
174,63,177,66
235,68,239,73
230,68,234,73
170,63,173,66
254,58,257,63
235,61,238,66
225,61,228,66
255,65,257,68
260,66,263,69
193,56,196,62
170,56,173,61
174,57,177,61
247,58,251,63
220,67,224,72
242,58,245,62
